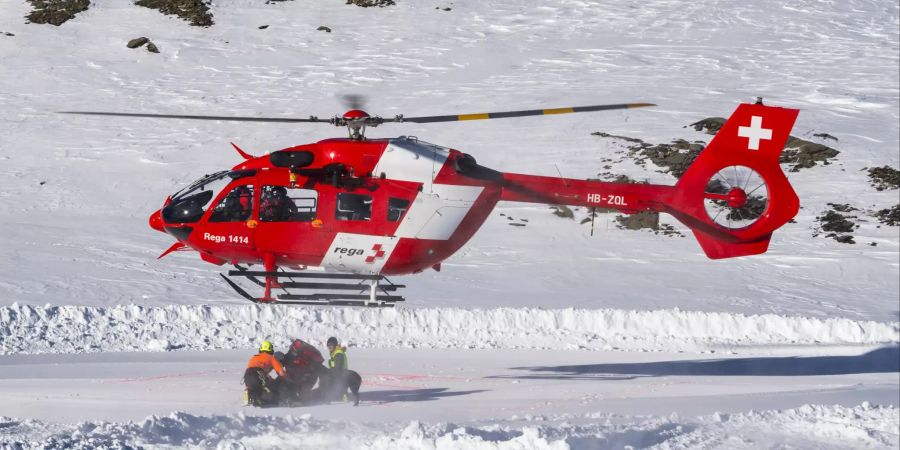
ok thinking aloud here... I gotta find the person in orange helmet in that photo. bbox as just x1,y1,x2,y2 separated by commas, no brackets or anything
243,340,286,406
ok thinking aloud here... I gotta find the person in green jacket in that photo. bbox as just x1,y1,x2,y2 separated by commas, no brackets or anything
325,336,361,406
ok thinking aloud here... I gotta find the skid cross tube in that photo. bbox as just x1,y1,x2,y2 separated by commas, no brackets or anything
222,266,405,307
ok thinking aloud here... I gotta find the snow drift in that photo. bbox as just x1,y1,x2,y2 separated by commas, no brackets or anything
1,304,896,355
1,403,897,450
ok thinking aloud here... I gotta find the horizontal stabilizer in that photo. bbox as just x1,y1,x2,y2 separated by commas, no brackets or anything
691,230,771,259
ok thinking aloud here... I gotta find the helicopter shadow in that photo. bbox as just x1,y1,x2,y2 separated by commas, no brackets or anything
361,387,487,404
496,346,899,381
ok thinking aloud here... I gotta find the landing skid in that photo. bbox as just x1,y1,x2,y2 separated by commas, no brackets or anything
221,265,405,307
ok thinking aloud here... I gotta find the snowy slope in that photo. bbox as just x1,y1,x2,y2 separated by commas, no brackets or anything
1,0,898,448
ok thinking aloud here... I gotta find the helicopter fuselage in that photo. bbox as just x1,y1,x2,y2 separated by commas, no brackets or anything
152,136,502,275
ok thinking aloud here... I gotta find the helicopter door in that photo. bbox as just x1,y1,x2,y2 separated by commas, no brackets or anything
253,185,329,262
202,184,257,253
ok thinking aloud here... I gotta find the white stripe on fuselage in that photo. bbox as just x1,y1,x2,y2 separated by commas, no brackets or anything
395,184,484,239
320,139,484,274
321,233,400,274
376,138,483,240
373,138,449,192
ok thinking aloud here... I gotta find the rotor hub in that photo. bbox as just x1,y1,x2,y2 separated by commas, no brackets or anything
726,187,747,209
342,109,370,121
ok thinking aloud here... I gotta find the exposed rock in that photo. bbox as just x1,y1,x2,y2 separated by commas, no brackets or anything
26,0,90,26
605,174,644,184
127,37,149,49
550,205,574,219
317,26,332,32
590,131,644,144
875,204,900,227
815,206,859,244
135,0,214,27
346,0,395,7
867,166,899,191
779,136,839,172
596,128,838,174
819,211,856,233
617,211,659,230
146,42,160,53
3,32,14,37
258,25,269,30
813,132,838,142
827,203,858,213
632,139,705,178
688,117,726,135
615,212,684,237
508,222,526,227
832,234,855,244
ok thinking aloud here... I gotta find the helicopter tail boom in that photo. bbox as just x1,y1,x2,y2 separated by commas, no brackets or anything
498,102,800,259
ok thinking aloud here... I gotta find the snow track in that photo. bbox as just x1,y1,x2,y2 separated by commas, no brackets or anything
2,404,897,450
1,304,896,355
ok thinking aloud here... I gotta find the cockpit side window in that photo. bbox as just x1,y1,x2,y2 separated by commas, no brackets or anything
209,185,254,223
335,193,372,221
387,197,411,222
260,186,318,222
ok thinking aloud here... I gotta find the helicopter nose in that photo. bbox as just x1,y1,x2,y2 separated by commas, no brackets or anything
149,209,165,233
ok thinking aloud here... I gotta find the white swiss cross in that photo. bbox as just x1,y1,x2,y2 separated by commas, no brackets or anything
737,116,772,150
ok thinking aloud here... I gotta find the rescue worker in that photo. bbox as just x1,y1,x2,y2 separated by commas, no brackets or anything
260,186,297,222
324,336,361,406
211,185,251,222
243,340,286,406
279,338,326,404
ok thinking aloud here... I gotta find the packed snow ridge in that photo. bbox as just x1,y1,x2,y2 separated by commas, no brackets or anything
1,304,896,355
1,403,897,450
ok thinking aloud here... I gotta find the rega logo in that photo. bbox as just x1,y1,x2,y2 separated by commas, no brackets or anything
334,247,366,257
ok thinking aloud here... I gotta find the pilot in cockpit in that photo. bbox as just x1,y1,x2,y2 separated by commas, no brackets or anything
224,185,253,221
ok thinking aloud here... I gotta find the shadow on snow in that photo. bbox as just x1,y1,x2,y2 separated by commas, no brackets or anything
495,346,900,380
360,387,487,403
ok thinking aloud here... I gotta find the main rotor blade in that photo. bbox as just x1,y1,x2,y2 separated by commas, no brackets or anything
59,111,328,123
390,102,656,124
340,94,367,111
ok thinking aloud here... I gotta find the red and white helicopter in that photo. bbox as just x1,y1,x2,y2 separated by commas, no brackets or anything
65,99,800,306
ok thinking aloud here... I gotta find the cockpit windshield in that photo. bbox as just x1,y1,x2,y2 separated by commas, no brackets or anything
170,170,230,202
162,171,234,224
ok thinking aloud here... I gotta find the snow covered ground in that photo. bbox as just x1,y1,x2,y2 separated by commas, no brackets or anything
1,347,898,448
1,0,898,447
